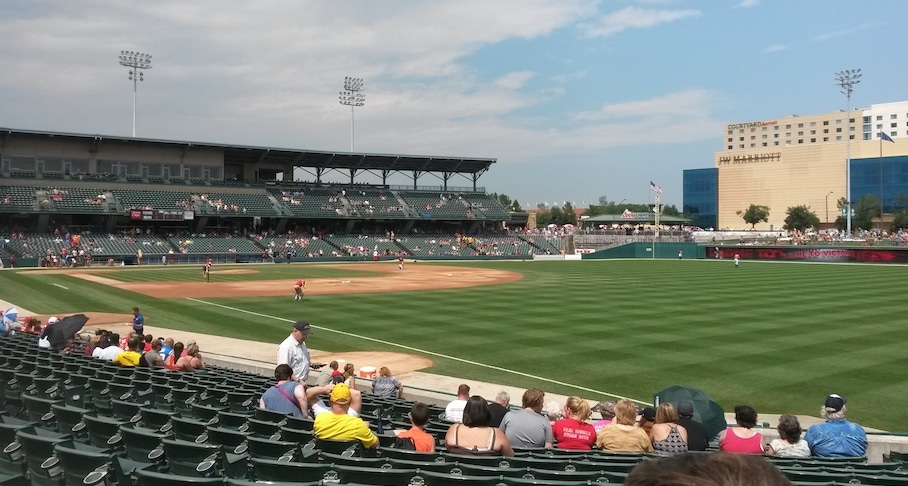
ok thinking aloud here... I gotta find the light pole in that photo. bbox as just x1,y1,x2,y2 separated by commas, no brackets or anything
835,68,861,235
118,51,153,137
338,77,365,152
825,191,834,224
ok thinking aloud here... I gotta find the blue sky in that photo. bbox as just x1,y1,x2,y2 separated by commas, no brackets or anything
1,0,907,208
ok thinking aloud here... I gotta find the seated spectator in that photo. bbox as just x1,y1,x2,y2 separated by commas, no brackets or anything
444,384,470,423
260,364,311,419
766,414,810,457
675,400,709,452
445,396,514,456
638,406,656,435
488,391,510,428
718,405,764,454
650,402,688,455
804,394,867,458
596,399,654,453
160,337,174,363
98,334,124,360
313,383,378,450
165,342,184,370
92,335,110,358
21,317,42,334
316,360,339,387
141,339,164,367
371,366,403,398
143,334,154,352
552,396,596,450
591,401,616,433
175,342,205,371
342,363,356,389
113,335,143,367
393,402,436,452
625,451,790,486
500,388,553,449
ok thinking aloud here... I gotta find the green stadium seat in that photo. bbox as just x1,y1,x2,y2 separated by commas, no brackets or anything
326,464,421,485
133,469,224,486
51,442,116,486
250,457,330,482
118,424,170,464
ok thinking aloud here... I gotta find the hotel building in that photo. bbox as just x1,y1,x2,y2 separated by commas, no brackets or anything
684,101,908,231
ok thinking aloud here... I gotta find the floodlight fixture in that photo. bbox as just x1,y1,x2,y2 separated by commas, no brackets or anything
119,50,153,137
834,68,861,235
338,76,365,151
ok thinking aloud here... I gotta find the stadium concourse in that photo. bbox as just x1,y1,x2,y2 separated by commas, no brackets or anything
7,298,907,465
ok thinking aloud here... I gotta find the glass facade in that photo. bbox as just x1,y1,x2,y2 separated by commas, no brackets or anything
851,155,908,213
683,168,717,229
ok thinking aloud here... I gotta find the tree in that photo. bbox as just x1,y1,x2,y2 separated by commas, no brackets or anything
783,205,820,232
490,193,522,212
891,210,908,233
853,194,881,231
738,204,770,229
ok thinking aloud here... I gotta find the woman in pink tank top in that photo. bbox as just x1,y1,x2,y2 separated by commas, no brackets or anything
718,405,764,454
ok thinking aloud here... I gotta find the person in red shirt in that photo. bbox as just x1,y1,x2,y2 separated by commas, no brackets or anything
293,279,306,301
394,402,436,452
552,396,597,450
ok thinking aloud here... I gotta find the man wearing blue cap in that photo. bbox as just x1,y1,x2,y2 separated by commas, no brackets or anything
803,394,867,457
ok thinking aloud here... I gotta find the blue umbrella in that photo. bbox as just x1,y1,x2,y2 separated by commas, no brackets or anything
2,308,17,325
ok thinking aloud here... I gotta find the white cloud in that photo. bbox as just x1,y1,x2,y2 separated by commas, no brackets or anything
493,71,536,90
582,6,701,37
763,44,787,53
736,0,760,8
812,21,874,42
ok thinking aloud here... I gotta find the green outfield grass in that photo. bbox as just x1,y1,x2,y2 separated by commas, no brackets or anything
1,259,904,431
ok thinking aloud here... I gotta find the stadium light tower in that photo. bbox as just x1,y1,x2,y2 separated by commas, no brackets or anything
835,68,861,235
338,77,365,152
118,51,153,137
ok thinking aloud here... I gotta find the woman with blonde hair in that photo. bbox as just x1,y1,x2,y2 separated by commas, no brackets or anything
552,396,596,450
343,362,356,389
371,366,403,398
596,398,653,452
650,402,688,455
175,342,205,372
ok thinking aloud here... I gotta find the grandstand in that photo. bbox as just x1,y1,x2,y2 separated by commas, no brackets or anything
0,127,584,265
0,127,521,258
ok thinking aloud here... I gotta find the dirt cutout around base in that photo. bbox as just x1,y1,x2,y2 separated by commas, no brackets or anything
49,263,521,374
72,262,522,299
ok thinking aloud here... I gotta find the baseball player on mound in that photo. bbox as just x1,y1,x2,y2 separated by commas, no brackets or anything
203,258,212,282
293,279,306,301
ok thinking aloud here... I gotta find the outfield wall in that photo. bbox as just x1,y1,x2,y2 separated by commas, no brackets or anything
709,246,908,264
583,242,704,260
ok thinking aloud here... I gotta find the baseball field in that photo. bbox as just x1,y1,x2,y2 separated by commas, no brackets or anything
0,258,903,431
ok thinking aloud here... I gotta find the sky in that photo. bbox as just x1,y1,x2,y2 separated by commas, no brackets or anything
2,1,907,209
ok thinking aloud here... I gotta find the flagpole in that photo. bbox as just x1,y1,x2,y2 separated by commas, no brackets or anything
880,134,884,234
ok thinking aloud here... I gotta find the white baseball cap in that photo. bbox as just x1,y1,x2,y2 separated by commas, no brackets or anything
47,316,59,324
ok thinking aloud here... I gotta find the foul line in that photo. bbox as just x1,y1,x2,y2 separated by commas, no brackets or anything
186,297,648,404
53,283,68,290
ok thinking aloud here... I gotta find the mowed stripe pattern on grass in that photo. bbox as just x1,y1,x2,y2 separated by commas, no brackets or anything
2,259,906,430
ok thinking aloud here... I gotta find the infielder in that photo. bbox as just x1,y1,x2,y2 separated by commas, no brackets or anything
294,279,306,301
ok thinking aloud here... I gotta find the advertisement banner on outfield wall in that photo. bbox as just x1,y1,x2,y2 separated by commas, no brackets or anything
711,247,908,264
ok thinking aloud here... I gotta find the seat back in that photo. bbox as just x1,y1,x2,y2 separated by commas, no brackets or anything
53,443,115,486
250,457,329,483
161,438,222,477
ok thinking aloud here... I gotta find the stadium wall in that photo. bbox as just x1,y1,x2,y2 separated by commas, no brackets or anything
583,242,704,260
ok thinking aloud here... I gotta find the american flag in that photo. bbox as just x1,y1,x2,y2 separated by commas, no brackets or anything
649,181,663,194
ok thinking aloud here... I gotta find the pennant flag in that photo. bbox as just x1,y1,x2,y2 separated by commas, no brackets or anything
649,181,663,194
880,131,895,143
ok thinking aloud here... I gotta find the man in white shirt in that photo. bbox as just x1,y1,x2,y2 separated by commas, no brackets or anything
277,321,315,381
444,384,471,423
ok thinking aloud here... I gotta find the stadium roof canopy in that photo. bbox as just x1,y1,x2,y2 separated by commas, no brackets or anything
0,127,496,175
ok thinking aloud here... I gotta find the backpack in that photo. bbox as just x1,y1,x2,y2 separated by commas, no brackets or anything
391,437,416,450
